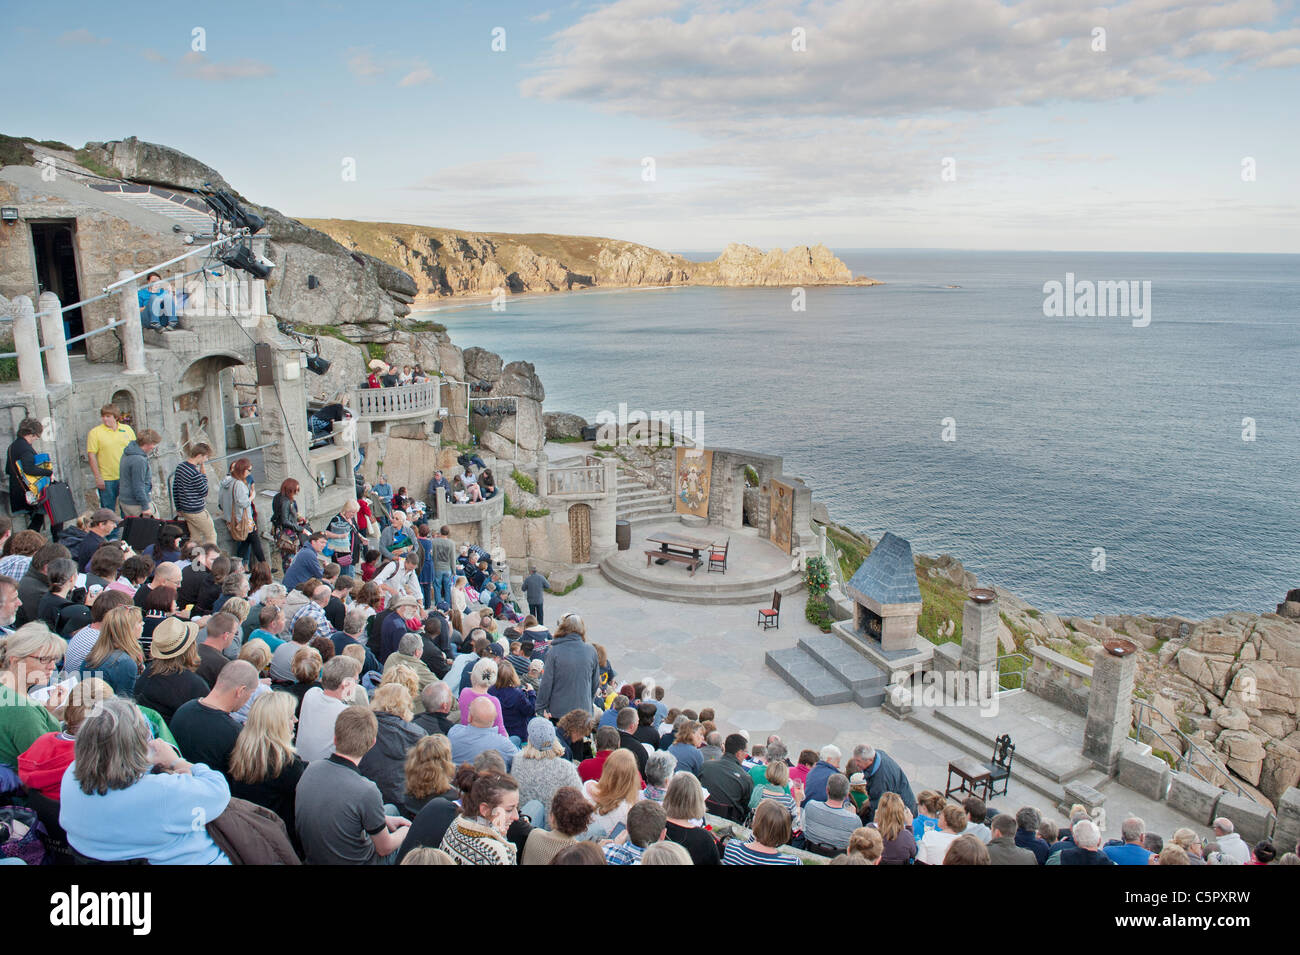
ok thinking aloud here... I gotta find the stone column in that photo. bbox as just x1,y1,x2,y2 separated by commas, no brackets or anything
12,297,48,413
1083,638,1139,773
37,292,71,386
117,270,147,375
961,589,999,672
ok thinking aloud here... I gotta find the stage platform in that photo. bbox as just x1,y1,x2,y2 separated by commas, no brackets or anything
599,518,805,605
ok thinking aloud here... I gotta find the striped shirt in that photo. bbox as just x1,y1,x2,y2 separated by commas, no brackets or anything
0,555,32,581
172,461,209,513
722,841,800,865
290,601,333,638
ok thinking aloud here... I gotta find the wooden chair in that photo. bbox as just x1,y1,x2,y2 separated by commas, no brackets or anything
757,590,781,629
707,538,730,574
987,734,1015,797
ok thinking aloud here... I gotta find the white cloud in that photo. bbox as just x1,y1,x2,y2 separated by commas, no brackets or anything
398,66,436,87
58,29,111,46
346,47,386,79
176,51,275,81
410,154,547,191
529,10,553,22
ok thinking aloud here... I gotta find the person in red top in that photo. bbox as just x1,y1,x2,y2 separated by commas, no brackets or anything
578,726,621,784
17,677,114,800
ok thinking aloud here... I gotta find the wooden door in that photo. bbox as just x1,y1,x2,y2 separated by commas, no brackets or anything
569,503,591,563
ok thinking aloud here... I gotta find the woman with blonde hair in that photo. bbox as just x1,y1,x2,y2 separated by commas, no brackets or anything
871,790,918,864
239,638,272,677
458,656,508,737
17,677,114,800
583,748,641,836
286,645,322,716
358,683,427,806
641,841,692,865
228,690,306,837
382,662,419,700
220,596,251,642
82,605,145,695
402,733,459,816
450,576,468,615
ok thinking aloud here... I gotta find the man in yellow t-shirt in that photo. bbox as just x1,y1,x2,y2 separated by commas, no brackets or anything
86,403,137,513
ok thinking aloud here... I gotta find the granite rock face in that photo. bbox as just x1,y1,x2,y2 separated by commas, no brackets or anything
82,136,232,193
544,412,589,440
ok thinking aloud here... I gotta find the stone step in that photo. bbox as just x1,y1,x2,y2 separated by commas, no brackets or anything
798,634,889,694
765,647,854,706
600,554,798,596
616,502,675,520
620,511,680,528
931,705,1093,784
597,560,804,606
907,706,1068,808
617,488,670,505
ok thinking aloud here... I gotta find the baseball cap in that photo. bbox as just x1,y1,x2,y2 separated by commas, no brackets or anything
90,508,121,525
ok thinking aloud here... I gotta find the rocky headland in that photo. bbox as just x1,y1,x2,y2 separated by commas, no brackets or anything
299,218,881,306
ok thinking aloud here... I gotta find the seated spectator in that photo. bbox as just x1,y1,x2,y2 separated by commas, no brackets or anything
522,785,595,865
285,646,323,715
846,826,884,865
802,772,860,856
37,557,90,637
663,771,720,865
383,631,439,713
1103,816,1155,866
605,800,668,865
642,841,693,865
18,677,113,800
133,617,209,722
249,604,288,654
233,640,273,721
491,664,537,742
790,748,817,788
448,696,518,769
870,791,918,864
80,604,146,696
724,800,799,865
414,682,455,736
579,726,621,782
295,705,411,864
0,624,68,776
615,706,649,778
512,717,583,823
1211,817,1250,864
64,588,131,674
699,733,753,821
59,698,231,864
987,812,1038,865
748,757,800,822
358,683,427,806
643,750,677,803
918,804,969,864
398,762,472,862
913,789,945,840
1170,827,1206,865
296,655,363,762
270,615,318,684
943,834,991,865
1015,806,1052,864
227,689,307,840
667,720,705,777
1046,805,1090,860
632,702,661,748
699,730,723,763
801,744,841,804
439,769,520,865
458,657,508,737
556,709,595,763
196,612,241,686
583,748,641,836
401,733,458,818
170,660,260,776
1060,819,1116,866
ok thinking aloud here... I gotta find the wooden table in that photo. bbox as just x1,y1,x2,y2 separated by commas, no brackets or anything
945,755,993,802
645,533,715,576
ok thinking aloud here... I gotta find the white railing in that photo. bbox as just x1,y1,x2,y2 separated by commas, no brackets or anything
352,380,440,421
547,465,605,495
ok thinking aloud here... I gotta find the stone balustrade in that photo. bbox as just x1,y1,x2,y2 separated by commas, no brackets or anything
546,464,605,496
352,381,440,421
1025,644,1092,716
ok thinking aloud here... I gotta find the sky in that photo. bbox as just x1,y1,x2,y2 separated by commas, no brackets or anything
11,0,1300,252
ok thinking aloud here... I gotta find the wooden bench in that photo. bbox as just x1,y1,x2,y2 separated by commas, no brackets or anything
645,550,702,575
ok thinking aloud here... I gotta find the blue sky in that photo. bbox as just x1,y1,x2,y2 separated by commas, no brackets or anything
12,0,1299,252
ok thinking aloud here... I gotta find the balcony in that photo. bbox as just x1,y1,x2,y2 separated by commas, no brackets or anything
546,464,605,496
352,380,440,421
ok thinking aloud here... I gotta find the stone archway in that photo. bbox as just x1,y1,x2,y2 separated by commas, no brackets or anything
568,503,592,564
110,388,138,431
176,353,249,461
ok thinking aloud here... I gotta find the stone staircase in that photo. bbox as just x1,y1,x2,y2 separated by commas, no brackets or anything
615,468,674,525
766,631,891,707
908,695,1104,807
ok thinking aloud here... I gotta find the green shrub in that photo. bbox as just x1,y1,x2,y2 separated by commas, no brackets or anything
511,469,536,494
743,465,759,487
805,594,832,632
0,332,18,382
804,556,830,597
555,574,583,596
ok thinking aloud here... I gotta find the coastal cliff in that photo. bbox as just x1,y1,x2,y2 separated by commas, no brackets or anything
299,218,880,305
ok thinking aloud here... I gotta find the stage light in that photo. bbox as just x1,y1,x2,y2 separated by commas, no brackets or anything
219,242,273,279
306,354,331,376
201,188,265,234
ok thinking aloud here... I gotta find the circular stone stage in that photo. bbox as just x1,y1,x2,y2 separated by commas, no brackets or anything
598,518,805,605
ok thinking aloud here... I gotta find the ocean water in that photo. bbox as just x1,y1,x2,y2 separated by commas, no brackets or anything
420,250,1300,619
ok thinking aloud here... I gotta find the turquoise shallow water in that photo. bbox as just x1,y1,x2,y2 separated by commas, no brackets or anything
421,249,1300,619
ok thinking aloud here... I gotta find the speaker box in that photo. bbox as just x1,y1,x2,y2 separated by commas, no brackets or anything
255,343,275,386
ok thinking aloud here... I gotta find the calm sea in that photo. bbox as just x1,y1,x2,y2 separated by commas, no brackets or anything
420,250,1300,619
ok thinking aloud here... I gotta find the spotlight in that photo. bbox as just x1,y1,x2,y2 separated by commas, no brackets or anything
219,242,273,279
201,187,265,234
306,354,331,376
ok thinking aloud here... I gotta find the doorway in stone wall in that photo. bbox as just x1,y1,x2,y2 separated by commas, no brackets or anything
110,390,137,431
568,503,591,564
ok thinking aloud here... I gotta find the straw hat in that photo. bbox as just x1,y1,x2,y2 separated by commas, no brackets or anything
150,617,200,660
368,359,390,372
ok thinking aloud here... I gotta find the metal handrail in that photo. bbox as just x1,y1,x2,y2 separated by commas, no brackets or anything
1132,699,1262,806
995,652,1031,691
